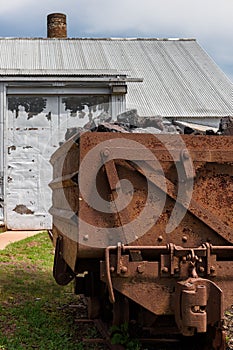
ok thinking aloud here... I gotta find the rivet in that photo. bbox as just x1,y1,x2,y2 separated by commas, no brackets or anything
121,266,128,273
162,267,168,273
199,266,205,273
110,266,115,273
158,235,163,242
182,150,189,160
182,236,188,242
210,266,215,273
103,149,110,157
137,265,144,274
83,235,89,241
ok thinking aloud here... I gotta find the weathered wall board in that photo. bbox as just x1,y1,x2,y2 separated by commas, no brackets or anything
6,94,111,229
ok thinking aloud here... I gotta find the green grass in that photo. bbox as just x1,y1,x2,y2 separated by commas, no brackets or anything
0,232,85,350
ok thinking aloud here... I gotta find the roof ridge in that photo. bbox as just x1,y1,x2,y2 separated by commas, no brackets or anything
0,37,197,41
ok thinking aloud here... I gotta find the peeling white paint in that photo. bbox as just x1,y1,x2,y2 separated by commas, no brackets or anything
6,94,116,230
0,83,6,223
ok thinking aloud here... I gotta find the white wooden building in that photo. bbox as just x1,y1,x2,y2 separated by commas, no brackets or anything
0,13,232,230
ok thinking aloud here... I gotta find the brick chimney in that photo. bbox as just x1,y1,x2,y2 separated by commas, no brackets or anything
47,13,67,38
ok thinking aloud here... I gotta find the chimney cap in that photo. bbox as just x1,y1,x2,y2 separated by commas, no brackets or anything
47,13,67,39
47,12,67,19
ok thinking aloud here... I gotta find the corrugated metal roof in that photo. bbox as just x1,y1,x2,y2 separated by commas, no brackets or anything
0,37,232,117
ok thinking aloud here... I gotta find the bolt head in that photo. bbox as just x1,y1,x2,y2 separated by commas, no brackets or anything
121,266,128,273
103,149,110,157
137,264,144,274
182,150,190,160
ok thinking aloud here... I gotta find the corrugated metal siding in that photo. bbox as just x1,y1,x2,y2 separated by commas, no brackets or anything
0,38,232,117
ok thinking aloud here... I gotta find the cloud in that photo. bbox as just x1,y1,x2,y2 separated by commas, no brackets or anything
0,0,31,14
0,0,232,38
75,0,233,36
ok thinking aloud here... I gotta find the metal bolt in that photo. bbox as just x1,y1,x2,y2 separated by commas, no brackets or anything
182,236,188,243
110,266,115,273
121,266,128,273
199,266,205,273
83,235,89,241
182,150,190,160
182,256,187,262
158,235,163,242
210,266,215,273
103,149,110,158
162,267,168,273
137,265,144,274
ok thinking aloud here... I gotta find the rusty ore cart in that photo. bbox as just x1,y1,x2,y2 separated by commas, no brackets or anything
49,132,233,349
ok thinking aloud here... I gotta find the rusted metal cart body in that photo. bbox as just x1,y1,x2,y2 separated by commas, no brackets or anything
50,132,233,348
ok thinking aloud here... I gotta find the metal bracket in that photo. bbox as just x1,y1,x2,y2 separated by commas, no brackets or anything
102,243,232,305
101,153,132,244
160,244,220,278
102,243,165,303
53,235,76,286
174,278,223,336
180,149,196,180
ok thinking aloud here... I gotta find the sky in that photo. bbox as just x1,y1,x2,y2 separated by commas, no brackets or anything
0,0,232,82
